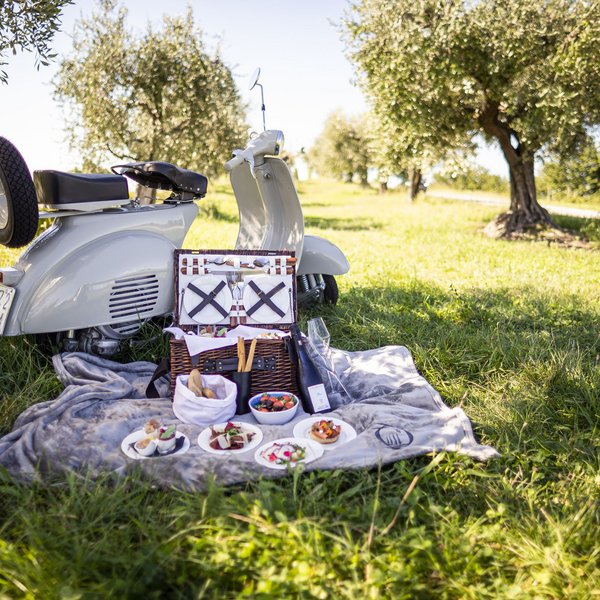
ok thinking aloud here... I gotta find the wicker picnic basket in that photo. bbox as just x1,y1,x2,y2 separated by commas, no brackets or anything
168,249,299,398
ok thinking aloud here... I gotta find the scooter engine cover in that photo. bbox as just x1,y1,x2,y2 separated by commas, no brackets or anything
33,171,129,205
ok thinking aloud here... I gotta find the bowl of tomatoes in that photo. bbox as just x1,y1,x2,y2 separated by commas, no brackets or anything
249,391,300,425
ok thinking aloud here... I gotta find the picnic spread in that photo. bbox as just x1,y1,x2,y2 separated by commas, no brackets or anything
0,250,498,489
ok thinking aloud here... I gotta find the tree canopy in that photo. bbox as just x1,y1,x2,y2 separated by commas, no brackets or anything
0,0,72,84
309,111,372,185
539,134,600,199
54,0,247,178
343,0,600,235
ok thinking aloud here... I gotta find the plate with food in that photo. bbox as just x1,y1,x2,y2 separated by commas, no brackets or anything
121,420,190,460
254,437,324,470
198,421,263,455
292,417,357,451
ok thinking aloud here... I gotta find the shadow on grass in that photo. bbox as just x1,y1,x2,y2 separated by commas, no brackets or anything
297,202,333,208
303,216,383,231
305,280,599,459
552,214,600,242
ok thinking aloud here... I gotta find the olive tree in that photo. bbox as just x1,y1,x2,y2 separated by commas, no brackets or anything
309,111,372,186
54,0,246,178
343,0,600,236
0,0,72,83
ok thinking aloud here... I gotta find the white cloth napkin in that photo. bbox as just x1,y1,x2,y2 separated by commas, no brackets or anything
164,325,289,357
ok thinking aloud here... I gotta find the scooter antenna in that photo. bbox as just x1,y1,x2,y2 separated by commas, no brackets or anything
249,67,267,131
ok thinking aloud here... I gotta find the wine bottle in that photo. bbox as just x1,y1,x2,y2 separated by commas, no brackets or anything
289,324,331,414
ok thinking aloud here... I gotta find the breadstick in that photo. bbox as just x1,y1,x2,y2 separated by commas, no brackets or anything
237,336,245,372
244,337,258,372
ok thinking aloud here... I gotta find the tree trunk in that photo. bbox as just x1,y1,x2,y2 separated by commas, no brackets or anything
378,180,388,194
408,168,422,201
479,103,554,237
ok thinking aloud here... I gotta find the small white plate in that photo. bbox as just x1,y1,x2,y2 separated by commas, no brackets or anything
198,422,263,455
292,417,357,451
183,275,233,324
254,437,324,470
242,274,291,324
121,429,190,460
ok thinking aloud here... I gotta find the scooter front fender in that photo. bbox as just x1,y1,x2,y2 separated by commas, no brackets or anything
297,235,349,276
16,231,179,334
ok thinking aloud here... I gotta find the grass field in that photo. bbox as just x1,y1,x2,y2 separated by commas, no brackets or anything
0,181,598,598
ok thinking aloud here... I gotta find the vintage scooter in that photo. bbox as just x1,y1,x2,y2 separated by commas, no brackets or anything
0,142,202,355
0,72,348,355
226,67,349,305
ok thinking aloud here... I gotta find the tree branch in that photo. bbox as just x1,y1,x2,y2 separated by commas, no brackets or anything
106,143,137,162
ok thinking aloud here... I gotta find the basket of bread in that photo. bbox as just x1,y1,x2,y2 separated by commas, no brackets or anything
172,368,238,426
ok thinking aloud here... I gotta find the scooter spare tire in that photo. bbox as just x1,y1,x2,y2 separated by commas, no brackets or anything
0,136,39,248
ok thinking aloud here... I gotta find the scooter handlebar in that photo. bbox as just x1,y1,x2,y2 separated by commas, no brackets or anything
224,130,284,172
224,154,245,172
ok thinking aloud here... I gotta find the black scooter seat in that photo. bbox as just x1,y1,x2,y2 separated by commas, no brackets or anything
111,161,208,197
33,170,129,206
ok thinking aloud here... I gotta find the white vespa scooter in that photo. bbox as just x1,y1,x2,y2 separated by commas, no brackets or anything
0,74,348,355
226,67,349,306
0,139,202,355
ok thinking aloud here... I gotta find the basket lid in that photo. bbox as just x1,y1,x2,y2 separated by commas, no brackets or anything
174,249,297,332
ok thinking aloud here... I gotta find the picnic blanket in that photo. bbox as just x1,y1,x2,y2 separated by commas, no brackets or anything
0,346,498,489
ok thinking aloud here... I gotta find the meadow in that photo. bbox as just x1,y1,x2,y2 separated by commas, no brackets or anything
0,180,598,598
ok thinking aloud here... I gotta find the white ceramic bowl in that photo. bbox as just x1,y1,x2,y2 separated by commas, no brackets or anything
249,391,300,425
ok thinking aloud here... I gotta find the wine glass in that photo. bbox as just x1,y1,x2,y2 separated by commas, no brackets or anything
306,317,351,405
307,317,331,350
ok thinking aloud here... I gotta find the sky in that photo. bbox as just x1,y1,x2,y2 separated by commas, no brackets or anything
0,0,506,175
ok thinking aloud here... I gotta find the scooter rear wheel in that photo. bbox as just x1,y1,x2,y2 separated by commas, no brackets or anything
0,137,39,248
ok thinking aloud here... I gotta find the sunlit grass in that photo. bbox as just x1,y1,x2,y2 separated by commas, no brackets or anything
0,179,598,598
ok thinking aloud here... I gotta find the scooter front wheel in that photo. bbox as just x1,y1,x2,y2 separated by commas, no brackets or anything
0,137,39,248
297,273,339,307
322,274,339,305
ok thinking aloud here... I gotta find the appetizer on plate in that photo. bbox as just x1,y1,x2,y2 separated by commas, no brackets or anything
143,418,161,438
292,417,358,451
156,425,177,452
209,422,255,451
260,441,306,465
134,437,157,457
310,419,342,445
122,423,189,460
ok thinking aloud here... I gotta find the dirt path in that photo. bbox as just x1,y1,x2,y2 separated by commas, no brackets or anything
426,189,600,219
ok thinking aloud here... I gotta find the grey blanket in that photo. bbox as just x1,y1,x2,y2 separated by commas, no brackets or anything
0,347,497,489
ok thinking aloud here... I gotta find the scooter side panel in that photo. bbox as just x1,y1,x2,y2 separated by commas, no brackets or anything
19,231,177,334
296,235,350,276
4,202,197,335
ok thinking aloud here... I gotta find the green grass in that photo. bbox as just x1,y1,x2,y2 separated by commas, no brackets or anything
0,180,599,598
